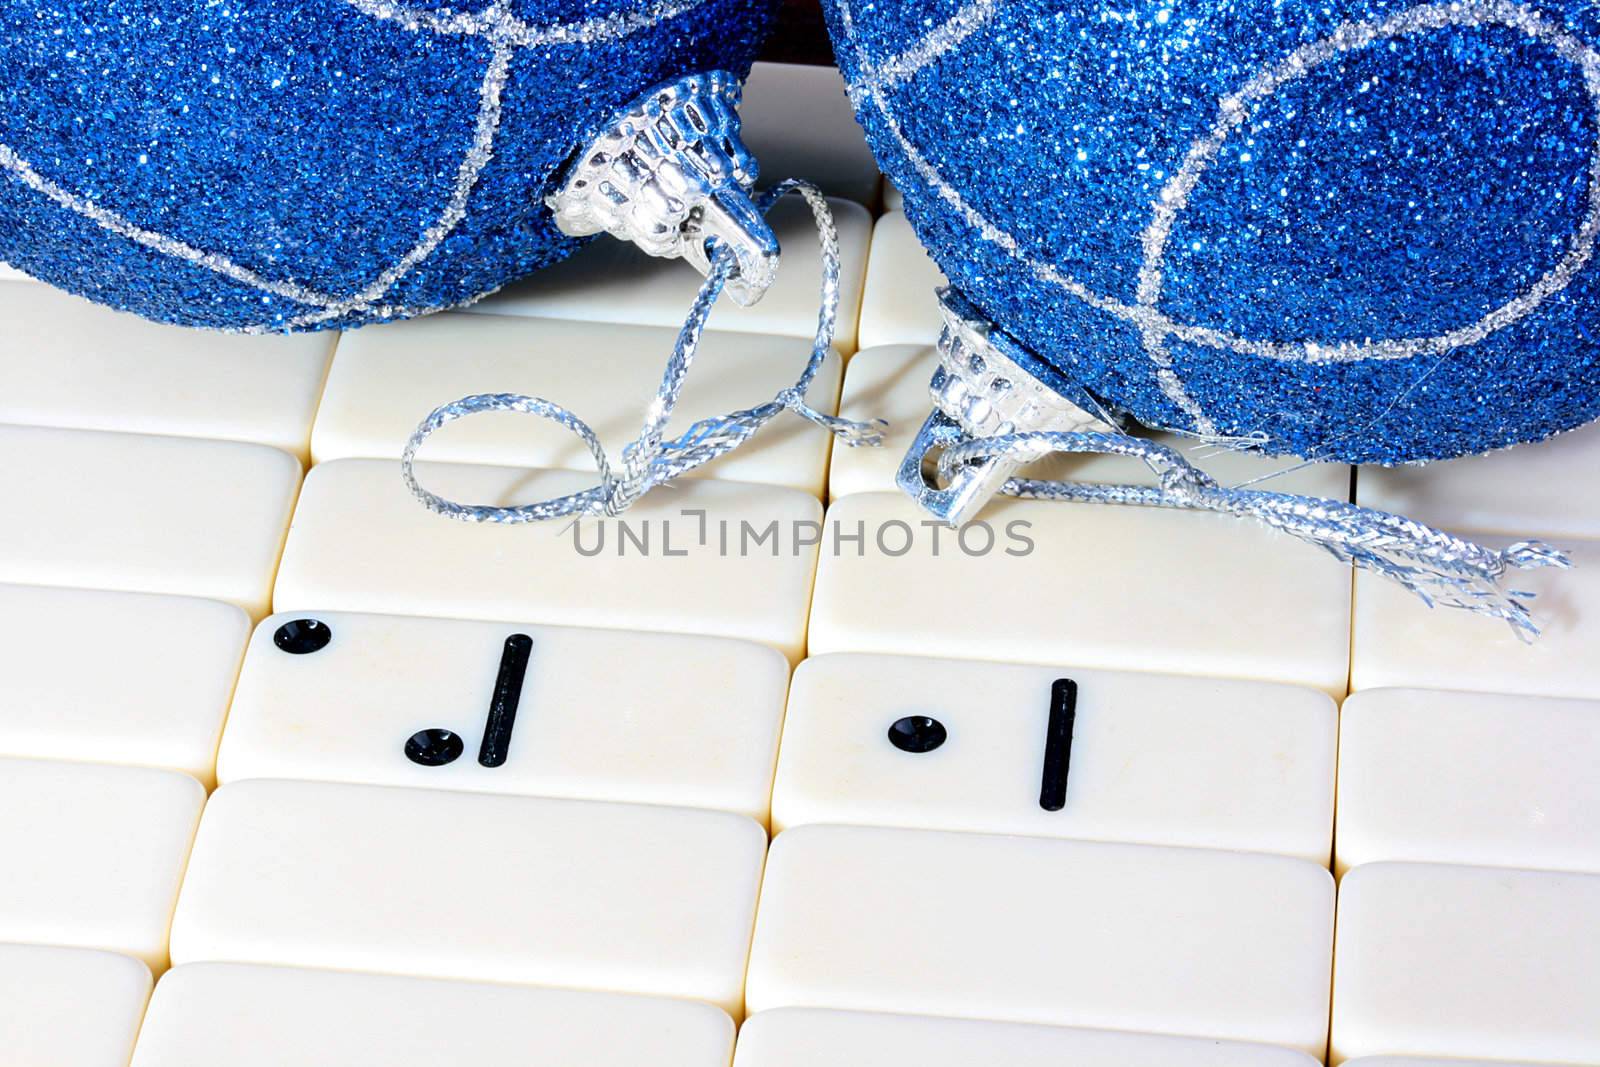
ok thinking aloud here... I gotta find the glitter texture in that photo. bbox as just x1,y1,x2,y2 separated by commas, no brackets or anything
825,0,1600,464
0,0,776,332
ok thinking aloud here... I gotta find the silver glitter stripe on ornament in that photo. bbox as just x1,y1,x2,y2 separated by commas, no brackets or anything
342,0,717,48
403,178,885,522
0,144,347,310
282,15,518,331
899,291,1572,640
844,0,1001,97
839,0,1600,438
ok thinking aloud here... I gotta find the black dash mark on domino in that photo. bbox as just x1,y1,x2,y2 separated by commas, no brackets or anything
1039,677,1077,812
478,634,533,768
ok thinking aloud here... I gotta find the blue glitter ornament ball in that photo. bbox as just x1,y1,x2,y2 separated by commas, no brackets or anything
0,0,776,332
825,0,1600,464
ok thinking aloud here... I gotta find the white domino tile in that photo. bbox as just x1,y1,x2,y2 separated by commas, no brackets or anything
828,345,1352,502
467,195,873,354
734,1008,1322,1067
773,653,1337,862
0,943,152,1067
0,585,249,785
129,962,735,1067
1358,420,1600,541
313,313,842,496
0,757,205,968
1331,862,1600,1065
1341,1060,1553,1067
1351,536,1600,699
0,284,333,461
0,425,301,618
827,344,935,499
274,459,822,662
221,611,790,824
169,779,767,1016
0,264,35,281
856,212,946,350
741,62,881,208
808,493,1353,696
1337,688,1600,875
746,824,1335,1055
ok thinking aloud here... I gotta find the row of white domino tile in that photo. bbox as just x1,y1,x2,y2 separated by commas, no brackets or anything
21,955,1566,1067
4,414,1599,695
5,757,1598,1064
2,590,1599,1061
6,595,1599,873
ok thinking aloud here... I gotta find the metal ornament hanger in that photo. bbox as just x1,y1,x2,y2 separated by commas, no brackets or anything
402,70,883,524
545,70,779,307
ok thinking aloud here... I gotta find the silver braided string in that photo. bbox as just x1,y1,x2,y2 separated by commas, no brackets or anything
403,178,886,523
939,430,1572,640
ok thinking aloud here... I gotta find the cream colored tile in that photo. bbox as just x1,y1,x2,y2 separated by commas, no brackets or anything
1332,862,1600,1065
1351,537,1600,699
130,962,734,1067
0,943,150,1067
774,652,1336,862
746,825,1334,1055
856,213,945,350
0,425,301,618
0,585,248,785
1358,421,1600,541
1338,688,1600,875
273,459,821,662
314,313,840,496
734,1008,1321,1067
222,610,789,824
169,780,767,1016
809,493,1352,696
0,284,332,461
828,344,936,499
0,758,205,969
882,179,904,212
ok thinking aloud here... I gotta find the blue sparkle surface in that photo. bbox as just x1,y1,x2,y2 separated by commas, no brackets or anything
0,0,776,331
827,0,1600,464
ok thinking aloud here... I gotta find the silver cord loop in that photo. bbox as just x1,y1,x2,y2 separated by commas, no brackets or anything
403,179,885,525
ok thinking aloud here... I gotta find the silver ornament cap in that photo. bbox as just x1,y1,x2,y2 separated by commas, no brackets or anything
547,70,779,306
899,287,1116,525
